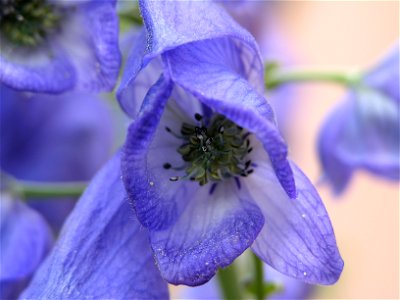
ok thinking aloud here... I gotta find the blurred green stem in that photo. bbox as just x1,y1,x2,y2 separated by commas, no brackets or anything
217,263,243,300
13,180,87,199
252,253,265,300
265,66,362,90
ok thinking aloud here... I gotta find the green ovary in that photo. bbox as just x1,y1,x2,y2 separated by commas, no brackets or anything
167,114,254,186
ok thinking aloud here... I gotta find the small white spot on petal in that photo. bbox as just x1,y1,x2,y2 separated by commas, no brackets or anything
149,181,154,186
303,272,307,276
302,214,306,218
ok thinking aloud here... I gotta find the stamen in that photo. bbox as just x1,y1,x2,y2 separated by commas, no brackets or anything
165,126,184,139
163,163,171,169
234,177,241,190
194,113,203,121
167,114,255,186
209,183,218,195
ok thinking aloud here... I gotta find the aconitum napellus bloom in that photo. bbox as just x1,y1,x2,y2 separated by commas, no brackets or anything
118,0,343,286
0,84,113,298
22,1,342,298
179,264,313,300
318,46,400,194
0,0,120,93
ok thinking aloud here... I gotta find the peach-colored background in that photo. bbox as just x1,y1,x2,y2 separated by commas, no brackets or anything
273,2,399,299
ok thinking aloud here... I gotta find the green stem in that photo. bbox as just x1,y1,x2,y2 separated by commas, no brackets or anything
252,253,265,300
14,181,87,199
217,263,243,300
265,68,362,90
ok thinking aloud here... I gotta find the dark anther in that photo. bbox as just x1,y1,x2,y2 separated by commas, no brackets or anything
169,176,179,181
245,160,251,169
247,147,253,153
234,177,241,190
247,169,254,175
163,163,171,169
190,177,196,181
246,139,250,147
165,126,171,132
209,183,218,195
194,113,202,121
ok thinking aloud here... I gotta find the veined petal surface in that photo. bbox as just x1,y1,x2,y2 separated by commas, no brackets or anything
248,162,344,285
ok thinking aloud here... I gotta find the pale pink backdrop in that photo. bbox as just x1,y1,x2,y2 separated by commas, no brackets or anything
273,1,399,299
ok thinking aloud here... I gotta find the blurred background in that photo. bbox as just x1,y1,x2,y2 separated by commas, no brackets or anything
252,1,399,299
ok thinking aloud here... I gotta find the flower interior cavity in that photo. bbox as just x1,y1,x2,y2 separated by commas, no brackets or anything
165,113,254,186
0,0,61,47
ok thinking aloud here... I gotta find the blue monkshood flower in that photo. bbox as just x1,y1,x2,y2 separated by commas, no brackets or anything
0,193,52,300
0,0,121,93
117,0,343,286
318,46,400,194
0,84,114,297
178,264,314,300
22,1,343,297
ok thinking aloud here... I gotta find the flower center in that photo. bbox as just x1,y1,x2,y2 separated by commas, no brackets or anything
165,114,254,186
0,0,61,47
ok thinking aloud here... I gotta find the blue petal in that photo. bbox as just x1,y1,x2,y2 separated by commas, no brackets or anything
21,154,169,299
117,0,264,118
61,0,121,91
364,46,399,102
150,181,264,286
318,45,400,193
0,0,120,93
0,46,75,93
317,99,354,193
248,162,344,284
318,89,400,193
0,195,52,299
163,38,296,199
0,85,114,229
117,29,164,118
122,74,176,230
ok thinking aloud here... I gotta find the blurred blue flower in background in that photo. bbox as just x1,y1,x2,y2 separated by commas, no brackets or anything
0,0,121,93
318,46,400,194
0,193,52,300
0,84,114,298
